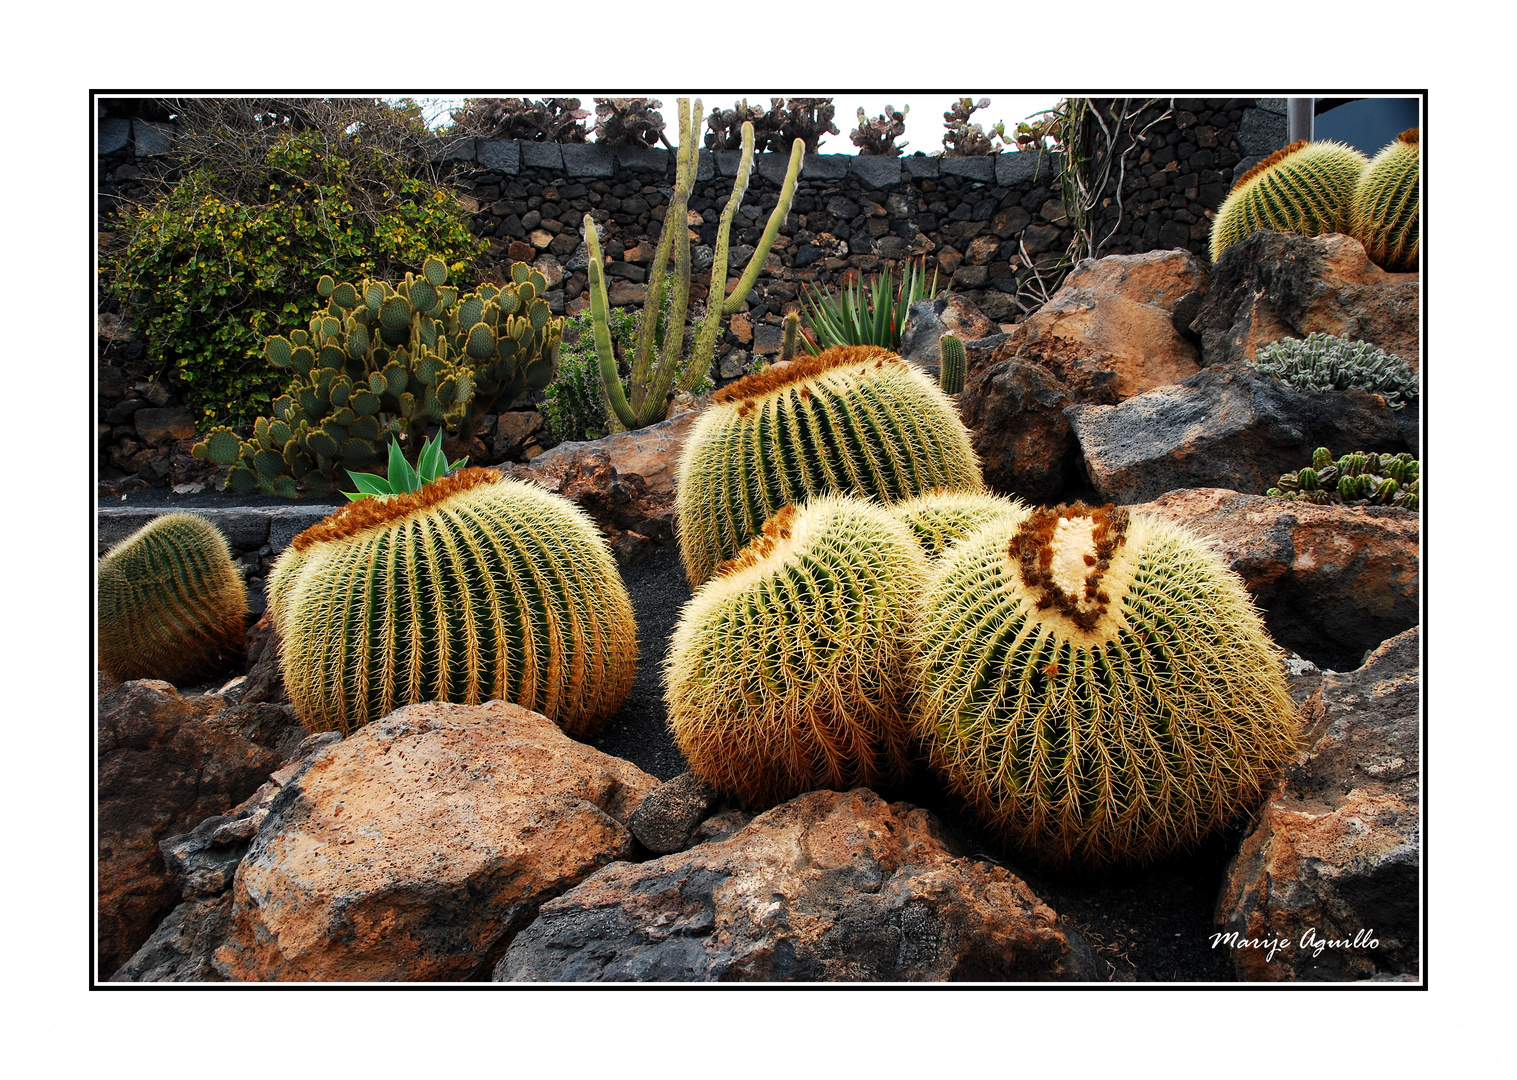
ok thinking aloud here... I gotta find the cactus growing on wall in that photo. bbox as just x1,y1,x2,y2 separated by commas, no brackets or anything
665,496,928,807
98,513,248,685
912,502,1299,866
673,344,984,587
582,97,804,432
1209,140,1368,263
192,256,564,496
1350,127,1420,272
267,469,637,737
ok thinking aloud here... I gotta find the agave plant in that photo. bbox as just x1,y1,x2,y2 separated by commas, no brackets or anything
342,431,467,501
798,258,940,355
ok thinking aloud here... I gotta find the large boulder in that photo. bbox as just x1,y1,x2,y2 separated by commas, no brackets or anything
1066,364,1416,504
1191,231,1420,369
494,788,1101,982
980,249,1207,403
97,681,307,978
1216,628,1420,981
213,701,659,982
1134,488,1419,667
958,359,1077,501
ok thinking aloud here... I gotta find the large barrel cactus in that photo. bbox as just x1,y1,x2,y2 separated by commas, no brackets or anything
674,344,983,587
268,468,637,738
98,513,248,684
665,495,928,807
1209,140,1369,263
1350,127,1420,272
913,502,1299,867
890,488,1028,559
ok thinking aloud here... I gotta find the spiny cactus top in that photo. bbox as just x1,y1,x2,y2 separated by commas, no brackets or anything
1351,127,1420,273
913,502,1299,867
98,512,248,685
674,344,983,587
268,468,637,738
890,488,1028,559
664,495,929,808
1209,140,1369,263
1248,331,1418,409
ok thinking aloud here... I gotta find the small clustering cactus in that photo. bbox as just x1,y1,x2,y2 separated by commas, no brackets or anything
1350,127,1420,272
674,344,984,587
665,496,927,807
268,469,637,737
98,513,248,685
1266,447,1419,511
1248,332,1418,410
912,502,1299,866
1209,140,1369,262
193,257,564,496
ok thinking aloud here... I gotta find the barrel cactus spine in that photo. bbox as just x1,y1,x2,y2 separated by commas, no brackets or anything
674,343,984,587
1350,127,1420,272
890,488,1028,559
1209,140,1369,263
665,495,929,807
268,468,637,738
913,502,1299,867
98,513,248,685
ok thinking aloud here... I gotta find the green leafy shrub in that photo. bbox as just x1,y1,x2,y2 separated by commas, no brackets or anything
103,100,487,428
1247,332,1418,410
799,257,940,354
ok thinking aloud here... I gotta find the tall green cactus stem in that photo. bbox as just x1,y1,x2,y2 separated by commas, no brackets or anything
665,496,928,808
1350,128,1420,272
1209,140,1369,263
779,310,801,364
267,469,637,737
674,344,984,587
585,97,805,430
913,503,1299,867
890,489,1027,559
98,513,248,684
939,333,966,394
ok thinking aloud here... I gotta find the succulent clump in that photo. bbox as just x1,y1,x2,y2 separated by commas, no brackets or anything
1247,332,1418,410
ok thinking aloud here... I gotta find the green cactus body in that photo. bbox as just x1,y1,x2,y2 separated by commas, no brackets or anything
1247,332,1418,409
913,503,1299,867
674,344,984,587
1267,447,1419,511
938,333,967,395
1209,140,1369,262
98,513,248,685
890,489,1028,559
267,469,637,738
665,496,928,808
1351,127,1420,272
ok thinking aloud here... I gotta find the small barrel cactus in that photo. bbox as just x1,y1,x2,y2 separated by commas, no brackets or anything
665,495,928,808
1350,127,1420,272
1209,140,1369,263
913,502,1299,867
674,344,983,587
268,468,637,737
890,488,1028,559
1247,332,1418,410
98,513,248,685
1266,447,1419,511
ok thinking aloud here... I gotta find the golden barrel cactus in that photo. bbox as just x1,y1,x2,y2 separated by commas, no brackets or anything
913,502,1299,866
1350,127,1420,272
1209,139,1368,262
889,489,1028,559
268,468,637,738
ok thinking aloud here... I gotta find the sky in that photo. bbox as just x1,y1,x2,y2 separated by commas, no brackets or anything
407,93,1067,153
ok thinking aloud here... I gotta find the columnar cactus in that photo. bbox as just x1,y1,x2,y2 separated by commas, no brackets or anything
193,256,564,496
1350,127,1420,272
268,469,637,737
1209,140,1369,263
938,333,967,394
674,344,983,587
665,496,928,807
913,502,1299,866
1247,332,1418,410
1267,446,1419,511
98,513,248,685
890,489,1027,559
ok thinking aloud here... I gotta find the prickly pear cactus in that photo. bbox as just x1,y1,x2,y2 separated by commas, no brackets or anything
1350,127,1420,272
1210,140,1368,263
1266,447,1419,511
1247,332,1418,410
913,502,1300,867
665,496,928,808
98,513,248,685
192,256,565,496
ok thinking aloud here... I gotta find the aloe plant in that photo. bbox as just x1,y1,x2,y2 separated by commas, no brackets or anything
343,431,467,501
798,257,939,355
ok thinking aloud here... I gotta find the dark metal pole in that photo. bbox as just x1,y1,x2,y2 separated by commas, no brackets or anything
1287,98,1314,144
